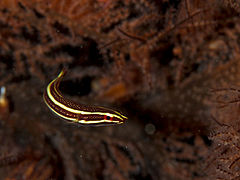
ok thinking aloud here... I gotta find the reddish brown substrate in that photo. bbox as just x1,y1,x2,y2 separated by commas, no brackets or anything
0,1,240,179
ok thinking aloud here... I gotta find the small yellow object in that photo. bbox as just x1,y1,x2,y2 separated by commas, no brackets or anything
0,86,9,117
0,87,7,106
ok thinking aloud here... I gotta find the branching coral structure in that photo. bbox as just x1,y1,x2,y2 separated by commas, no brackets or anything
0,0,240,179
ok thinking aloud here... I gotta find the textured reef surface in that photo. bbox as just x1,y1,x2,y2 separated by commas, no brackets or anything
0,0,240,179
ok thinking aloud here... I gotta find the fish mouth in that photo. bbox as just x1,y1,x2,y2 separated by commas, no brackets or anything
120,116,128,124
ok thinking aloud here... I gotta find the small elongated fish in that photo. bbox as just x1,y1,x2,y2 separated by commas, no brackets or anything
43,69,127,126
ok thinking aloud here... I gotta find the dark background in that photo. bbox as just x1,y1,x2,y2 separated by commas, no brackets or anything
0,0,239,179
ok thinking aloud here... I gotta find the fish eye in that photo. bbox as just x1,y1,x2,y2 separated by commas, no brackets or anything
104,115,112,120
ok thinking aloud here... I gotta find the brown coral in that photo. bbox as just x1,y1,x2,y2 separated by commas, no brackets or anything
0,0,240,179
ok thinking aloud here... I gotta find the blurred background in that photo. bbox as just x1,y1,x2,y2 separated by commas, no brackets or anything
0,0,240,179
